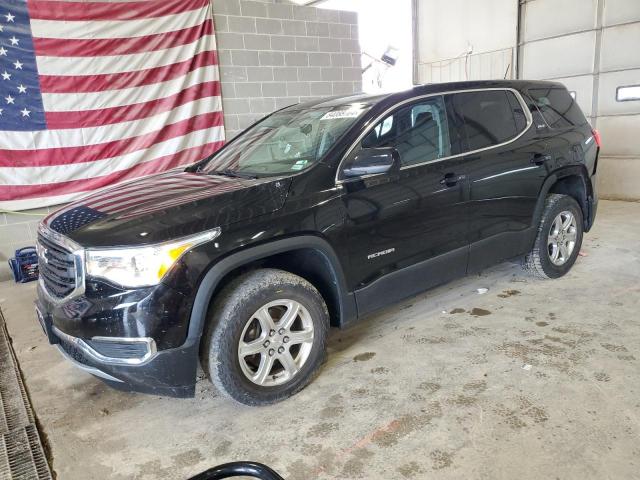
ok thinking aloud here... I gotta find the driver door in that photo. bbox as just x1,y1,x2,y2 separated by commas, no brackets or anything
338,96,470,316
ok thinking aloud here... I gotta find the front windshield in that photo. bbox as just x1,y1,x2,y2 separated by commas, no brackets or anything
200,104,370,177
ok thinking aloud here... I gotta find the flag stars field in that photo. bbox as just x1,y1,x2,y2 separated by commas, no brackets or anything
0,0,224,210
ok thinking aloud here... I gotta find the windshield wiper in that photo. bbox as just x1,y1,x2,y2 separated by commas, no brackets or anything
208,169,258,179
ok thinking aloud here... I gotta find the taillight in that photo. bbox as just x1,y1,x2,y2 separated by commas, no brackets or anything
592,128,602,148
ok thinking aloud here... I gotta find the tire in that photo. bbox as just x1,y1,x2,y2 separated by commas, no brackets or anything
523,193,584,279
201,268,329,406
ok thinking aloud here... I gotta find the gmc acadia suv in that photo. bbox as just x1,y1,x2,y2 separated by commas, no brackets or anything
35,80,599,405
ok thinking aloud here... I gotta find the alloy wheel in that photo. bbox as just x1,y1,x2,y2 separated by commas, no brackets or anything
237,300,314,386
547,210,578,266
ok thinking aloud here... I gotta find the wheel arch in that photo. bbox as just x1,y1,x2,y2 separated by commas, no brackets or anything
185,236,357,350
533,166,594,233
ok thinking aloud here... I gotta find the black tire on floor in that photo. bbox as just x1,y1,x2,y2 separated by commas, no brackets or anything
523,193,584,279
201,268,329,406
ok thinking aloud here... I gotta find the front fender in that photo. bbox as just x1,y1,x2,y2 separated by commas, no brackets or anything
183,235,357,350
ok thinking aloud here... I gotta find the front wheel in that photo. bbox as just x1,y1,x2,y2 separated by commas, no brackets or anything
202,269,329,405
523,193,584,279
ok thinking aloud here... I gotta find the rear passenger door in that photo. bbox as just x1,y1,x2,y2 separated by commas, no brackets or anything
447,89,548,272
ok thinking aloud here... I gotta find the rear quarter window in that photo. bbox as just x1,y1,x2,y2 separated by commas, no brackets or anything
527,87,588,129
448,90,527,152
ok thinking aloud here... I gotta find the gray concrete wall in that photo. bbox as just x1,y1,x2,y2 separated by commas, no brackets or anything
214,0,362,138
0,0,363,280
519,0,640,200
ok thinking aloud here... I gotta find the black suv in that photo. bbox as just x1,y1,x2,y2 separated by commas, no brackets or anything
35,80,599,405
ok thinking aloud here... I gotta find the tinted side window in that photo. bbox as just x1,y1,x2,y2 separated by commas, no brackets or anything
450,90,525,152
359,96,451,167
528,87,588,128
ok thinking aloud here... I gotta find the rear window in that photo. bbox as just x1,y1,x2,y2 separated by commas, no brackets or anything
449,90,527,152
527,87,588,129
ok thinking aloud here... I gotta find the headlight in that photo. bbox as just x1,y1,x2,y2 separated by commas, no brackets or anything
85,229,220,288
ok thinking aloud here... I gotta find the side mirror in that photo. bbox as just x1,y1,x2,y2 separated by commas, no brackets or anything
342,148,399,178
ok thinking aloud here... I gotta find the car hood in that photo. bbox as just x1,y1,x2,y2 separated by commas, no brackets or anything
43,170,292,247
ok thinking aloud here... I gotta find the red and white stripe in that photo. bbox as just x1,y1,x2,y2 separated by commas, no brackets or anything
0,0,225,211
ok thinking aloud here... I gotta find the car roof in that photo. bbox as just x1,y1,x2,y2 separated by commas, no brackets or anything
292,79,566,111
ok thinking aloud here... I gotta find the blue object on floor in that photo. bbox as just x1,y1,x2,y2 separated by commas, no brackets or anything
8,247,39,283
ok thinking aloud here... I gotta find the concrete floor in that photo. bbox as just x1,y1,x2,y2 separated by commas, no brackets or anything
1,199,639,480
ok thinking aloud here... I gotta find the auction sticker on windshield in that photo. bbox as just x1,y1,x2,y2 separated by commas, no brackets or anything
321,109,363,120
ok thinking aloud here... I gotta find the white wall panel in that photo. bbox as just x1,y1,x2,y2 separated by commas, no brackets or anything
523,0,597,42
522,31,596,79
597,69,640,115
417,0,640,198
603,0,640,26
597,114,640,156
597,157,640,199
417,0,516,63
600,23,640,71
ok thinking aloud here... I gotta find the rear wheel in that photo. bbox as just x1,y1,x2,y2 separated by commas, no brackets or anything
523,194,584,279
202,269,329,405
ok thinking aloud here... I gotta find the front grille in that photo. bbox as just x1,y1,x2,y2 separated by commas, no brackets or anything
37,233,77,299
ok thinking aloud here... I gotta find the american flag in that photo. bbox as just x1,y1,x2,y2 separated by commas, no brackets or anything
0,0,225,211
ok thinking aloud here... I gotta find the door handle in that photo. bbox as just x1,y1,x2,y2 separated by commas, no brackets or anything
440,172,466,187
531,153,552,166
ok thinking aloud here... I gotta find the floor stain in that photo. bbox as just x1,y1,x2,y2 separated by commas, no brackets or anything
430,449,454,470
601,343,628,353
320,404,345,419
214,440,232,457
341,457,364,478
536,321,549,327
498,289,521,298
495,396,549,429
449,308,465,314
373,403,442,448
463,380,487,394
470,308,491,317
353,352,376,362
308,422,339,438
370,366,389,375
448,394,478,407
171,449,203,469
415,336,448,344
417,382,441,394
398,461,424,478
617,354,636,361
351,387,369,398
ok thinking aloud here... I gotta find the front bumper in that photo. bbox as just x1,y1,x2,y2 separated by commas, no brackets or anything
36,292,199,398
